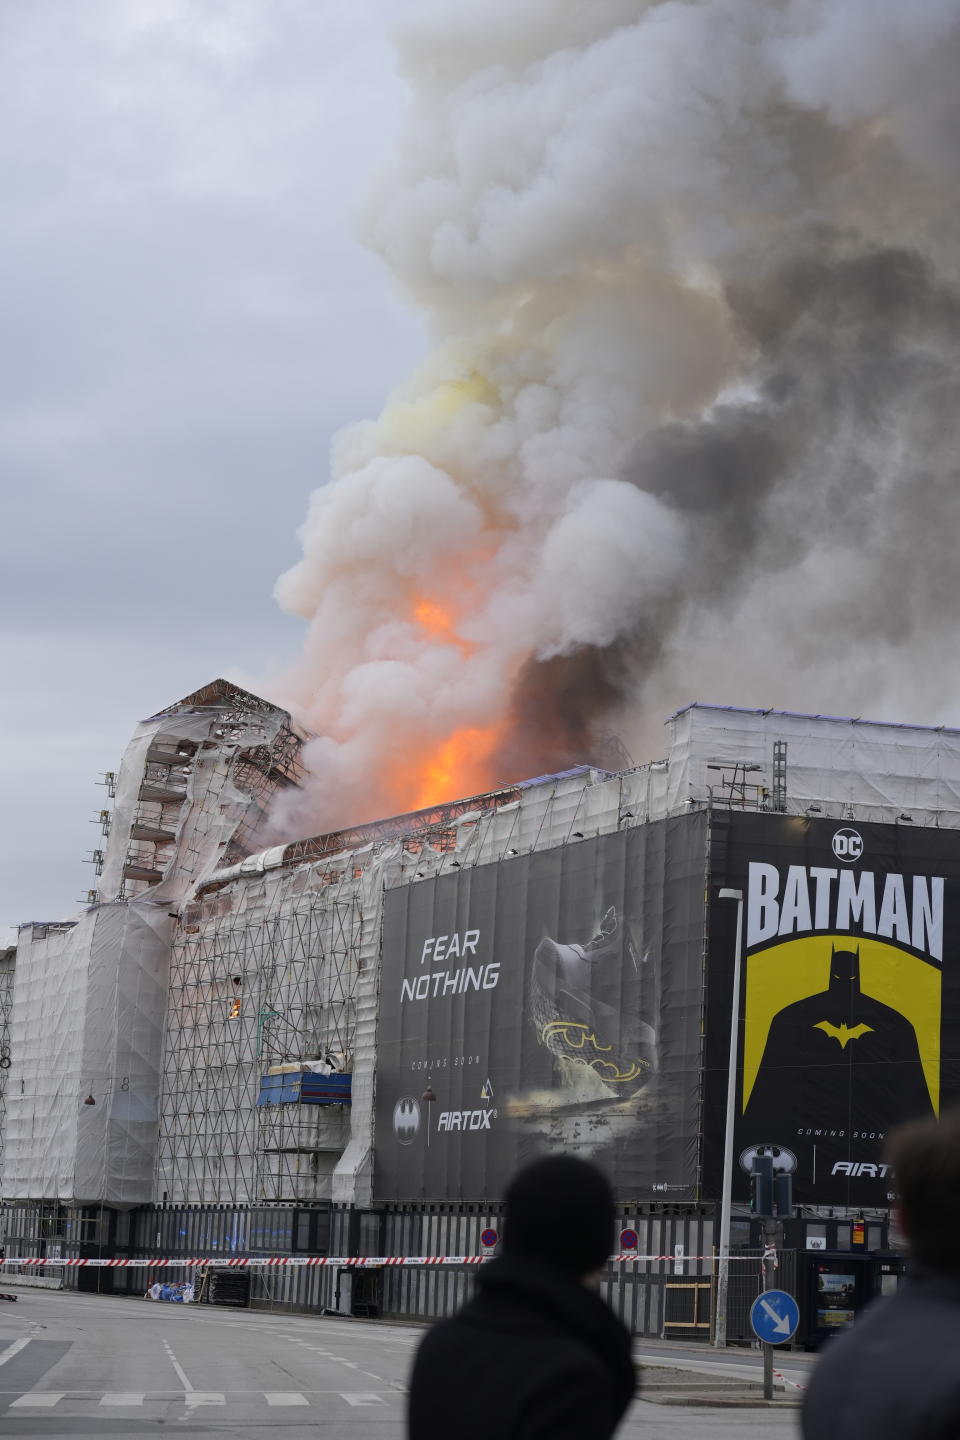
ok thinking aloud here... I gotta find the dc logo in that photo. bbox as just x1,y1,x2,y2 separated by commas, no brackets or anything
393,1096,420,1145
832,828,863,863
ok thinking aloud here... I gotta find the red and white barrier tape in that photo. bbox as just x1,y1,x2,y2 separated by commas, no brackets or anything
0,1253,760,1269
0,1257,481,1269
773,1370,806,1391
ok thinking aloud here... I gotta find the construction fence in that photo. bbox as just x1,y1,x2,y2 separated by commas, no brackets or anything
0,1199,787,1342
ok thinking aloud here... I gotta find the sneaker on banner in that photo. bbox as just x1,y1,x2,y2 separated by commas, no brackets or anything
531,907,656,1098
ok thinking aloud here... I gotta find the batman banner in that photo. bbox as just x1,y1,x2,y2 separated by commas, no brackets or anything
373,816,705,1203
703,814,960,1207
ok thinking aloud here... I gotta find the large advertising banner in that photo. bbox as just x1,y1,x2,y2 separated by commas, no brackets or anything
373,816,706,1202
704,814,960,1207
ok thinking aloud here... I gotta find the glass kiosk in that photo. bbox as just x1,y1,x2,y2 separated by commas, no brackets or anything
801,1253,906,1348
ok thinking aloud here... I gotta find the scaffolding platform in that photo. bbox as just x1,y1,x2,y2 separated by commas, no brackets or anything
257,1071,352,1106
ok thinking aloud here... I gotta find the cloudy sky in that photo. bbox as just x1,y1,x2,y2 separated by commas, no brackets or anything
6,1,959,945
0,0,423,942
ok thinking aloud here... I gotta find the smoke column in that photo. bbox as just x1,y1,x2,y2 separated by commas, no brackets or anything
272,0,960,836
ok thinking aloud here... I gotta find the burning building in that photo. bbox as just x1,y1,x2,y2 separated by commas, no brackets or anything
2,684,959,1334
4,0,960,1340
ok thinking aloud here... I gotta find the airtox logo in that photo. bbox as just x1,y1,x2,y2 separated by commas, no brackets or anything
393,1096,421,1146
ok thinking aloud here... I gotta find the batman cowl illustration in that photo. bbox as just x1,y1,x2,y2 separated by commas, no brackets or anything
530,906,657,1099
743,946,934,1138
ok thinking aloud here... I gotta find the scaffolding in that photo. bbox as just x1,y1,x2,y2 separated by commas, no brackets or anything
155,700,960,1214
0,948,13,1199
156,762,674,1210
157,869,364,1205
771,739,788,812
16,690,960,1223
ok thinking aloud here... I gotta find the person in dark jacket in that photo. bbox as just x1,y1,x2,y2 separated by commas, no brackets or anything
407,1155,635,1440
803,1107,960,1440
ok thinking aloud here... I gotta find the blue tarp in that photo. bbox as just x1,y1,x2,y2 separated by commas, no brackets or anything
256,1070,352,1106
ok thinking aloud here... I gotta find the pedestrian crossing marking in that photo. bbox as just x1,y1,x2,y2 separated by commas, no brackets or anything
4,1388,395,1409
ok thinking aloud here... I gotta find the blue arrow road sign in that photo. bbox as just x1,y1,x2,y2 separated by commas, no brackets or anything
750,1289,800,1345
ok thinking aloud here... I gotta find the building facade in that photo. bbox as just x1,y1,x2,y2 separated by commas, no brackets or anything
3,691,958,1331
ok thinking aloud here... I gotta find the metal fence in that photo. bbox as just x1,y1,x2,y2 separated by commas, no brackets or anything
1,1198,799,1342
373,1250,796,1342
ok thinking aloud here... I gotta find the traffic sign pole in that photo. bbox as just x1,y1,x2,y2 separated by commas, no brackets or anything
762,1226,777,1401
748,1276,799,1400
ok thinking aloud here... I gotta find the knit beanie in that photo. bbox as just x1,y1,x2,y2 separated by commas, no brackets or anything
501,1155,615,1277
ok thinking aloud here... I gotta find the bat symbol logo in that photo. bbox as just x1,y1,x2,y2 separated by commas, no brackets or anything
813,1021,874,1049
393,1096,421,1145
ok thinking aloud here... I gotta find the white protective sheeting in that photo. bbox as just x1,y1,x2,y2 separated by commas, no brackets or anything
98,728,157,902
99,709,291,907
0,950,13,1185
3,903,171,1202
668,705,960,824
18,690,960,1211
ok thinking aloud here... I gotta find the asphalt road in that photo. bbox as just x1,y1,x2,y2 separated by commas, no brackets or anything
0,1289,804,1438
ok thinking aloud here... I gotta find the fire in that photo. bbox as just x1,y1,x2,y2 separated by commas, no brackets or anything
413,595,473,654
393,596,503,808
413,725,502,809
414,596,456,639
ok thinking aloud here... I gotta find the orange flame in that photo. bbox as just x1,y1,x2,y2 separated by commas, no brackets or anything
412,725,502,809
393,595,503,808
413,595,473,654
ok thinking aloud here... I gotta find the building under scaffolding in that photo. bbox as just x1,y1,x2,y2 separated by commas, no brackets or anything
0,948,13,1205
158,876,362,1204
3,682,308,1205
2,690,959,1330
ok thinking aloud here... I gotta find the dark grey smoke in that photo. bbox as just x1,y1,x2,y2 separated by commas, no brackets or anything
274,3,960,833
499,240,960,776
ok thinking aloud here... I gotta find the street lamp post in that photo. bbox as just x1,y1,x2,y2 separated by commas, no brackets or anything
422,1081,436,1149
713,887,744,1349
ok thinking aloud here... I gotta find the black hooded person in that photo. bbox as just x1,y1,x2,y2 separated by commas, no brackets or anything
407,1155,636,1440
803,1108,960,1440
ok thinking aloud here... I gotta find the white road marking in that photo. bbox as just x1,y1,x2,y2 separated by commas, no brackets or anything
0,1387,415,1412
20,1294,424,1349
161,1338,193,1391
0,1338,32,1367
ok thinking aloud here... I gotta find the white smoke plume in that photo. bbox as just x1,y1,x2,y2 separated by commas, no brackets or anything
271,0,960,836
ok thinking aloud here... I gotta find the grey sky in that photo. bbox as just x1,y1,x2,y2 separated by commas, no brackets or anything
0,0,424,942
